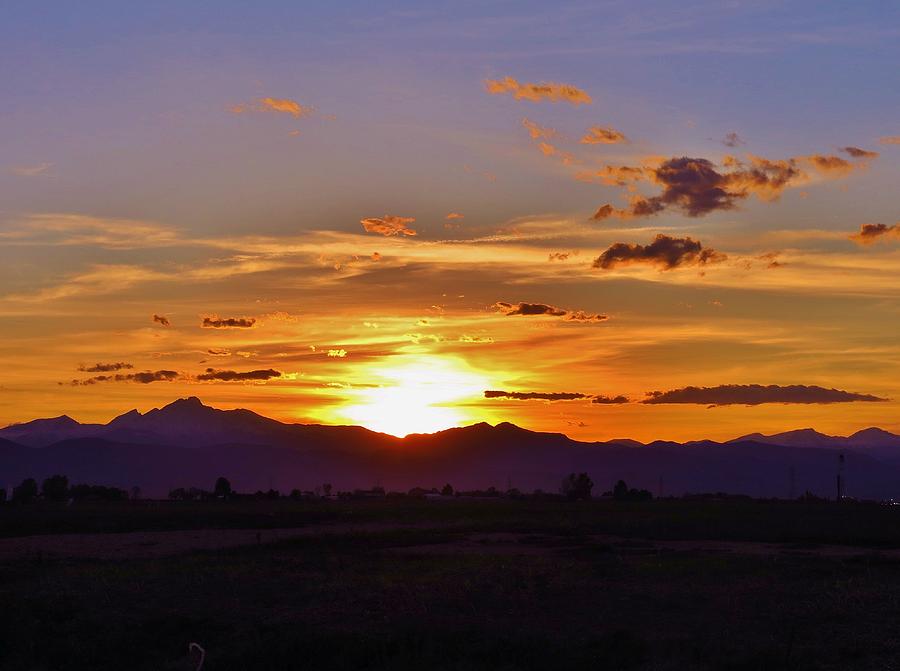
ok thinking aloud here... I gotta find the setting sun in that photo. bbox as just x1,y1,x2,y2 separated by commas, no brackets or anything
334,356,492,436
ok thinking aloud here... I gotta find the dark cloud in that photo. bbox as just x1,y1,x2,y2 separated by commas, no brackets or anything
79,362,133,372
593,234,725,271
642,384,887,406
484,390,590,401
722,132,745,148
850,223,900,244
152,314,171,327
69,370,178,386
591,150,870,220
201,316,257,329
196,368,282,382
840,146,879,159
495,302,566,317
581,126,627,144
591,395,630,404
494,301,607,322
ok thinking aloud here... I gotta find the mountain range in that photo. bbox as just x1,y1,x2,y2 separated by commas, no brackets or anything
2,397,899,499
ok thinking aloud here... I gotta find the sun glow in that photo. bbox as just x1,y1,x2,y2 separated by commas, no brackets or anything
336,355,492,436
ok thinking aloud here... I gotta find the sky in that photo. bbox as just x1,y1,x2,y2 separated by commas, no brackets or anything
1,0,899,441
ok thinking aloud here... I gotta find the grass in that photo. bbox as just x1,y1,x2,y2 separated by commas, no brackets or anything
3,500,900,669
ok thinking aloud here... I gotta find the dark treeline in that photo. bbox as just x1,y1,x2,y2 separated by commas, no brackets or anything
2,475,132,504
3,471,839,505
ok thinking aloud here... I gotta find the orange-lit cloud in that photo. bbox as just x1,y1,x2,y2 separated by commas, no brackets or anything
878,136,900,145
360,216,417,237
593,234,725,270
230,97,313,118
152,314,171,327
445,212,465,220
522,118,556,139
851,223,900,245
580,126,627,144
484,77,592,105
79,362,133,372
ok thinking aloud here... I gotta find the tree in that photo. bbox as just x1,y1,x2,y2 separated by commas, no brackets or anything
214,477,232,499
613,479,629,501
322,483,333,497
561,472,594,501
41,475,69,502
13,478,38,504
441,483,454,497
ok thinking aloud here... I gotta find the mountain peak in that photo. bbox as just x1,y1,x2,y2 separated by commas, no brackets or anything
165,396,206,409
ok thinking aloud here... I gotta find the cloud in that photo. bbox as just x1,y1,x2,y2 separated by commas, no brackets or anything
593,234,725,270
207,348,231,357
196,368,282,382
850,223,900,244
591,151,871,220
484,390,591,401
840,146,879,159
69,370,178,386
722,132,744,148
445,212,465,220
879,136,900,145
0,213,181,249
230,97,313,118
580,126,627,145
642,384,887,405
591,395,630,404
326,349,347,358
458,334,494,343
152,314,171,327
201,316,257,329
494,301,608,322
522,118,556,139
484,77,592,105
78,362,133,373
360,216,417,237
10,162,53,177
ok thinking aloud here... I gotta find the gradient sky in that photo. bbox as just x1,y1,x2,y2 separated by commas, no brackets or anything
2,0,899,440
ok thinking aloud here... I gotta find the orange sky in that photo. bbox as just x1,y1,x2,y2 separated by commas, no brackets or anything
1,3,899,441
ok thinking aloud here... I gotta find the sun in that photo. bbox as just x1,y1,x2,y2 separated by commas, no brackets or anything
335,355,491,436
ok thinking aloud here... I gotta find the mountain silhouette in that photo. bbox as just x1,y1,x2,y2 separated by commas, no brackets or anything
1,398,899,499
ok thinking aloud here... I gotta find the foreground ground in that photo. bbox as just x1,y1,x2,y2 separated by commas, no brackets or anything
3,499,900,670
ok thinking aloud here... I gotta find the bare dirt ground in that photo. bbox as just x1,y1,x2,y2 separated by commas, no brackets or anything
2,522,899,561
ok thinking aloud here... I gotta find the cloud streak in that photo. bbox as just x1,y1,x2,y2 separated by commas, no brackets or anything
196,368,282,382
642,384,887,405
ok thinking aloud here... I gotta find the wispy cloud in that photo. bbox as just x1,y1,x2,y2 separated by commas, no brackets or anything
484,77,591,105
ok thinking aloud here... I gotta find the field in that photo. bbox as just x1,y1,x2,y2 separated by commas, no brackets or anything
3,499,900,670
